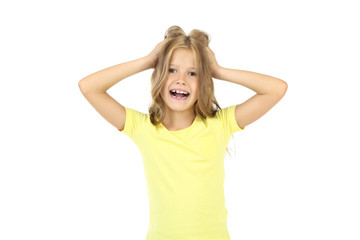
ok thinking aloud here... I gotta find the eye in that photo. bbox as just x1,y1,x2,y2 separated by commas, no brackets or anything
189,72,196,76
169,68,176,73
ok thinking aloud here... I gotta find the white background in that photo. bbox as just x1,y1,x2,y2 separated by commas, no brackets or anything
1,0,359,239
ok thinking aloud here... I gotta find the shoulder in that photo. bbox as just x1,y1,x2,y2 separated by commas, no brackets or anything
214,105,237,120
210,105,244,133
118,107,150,137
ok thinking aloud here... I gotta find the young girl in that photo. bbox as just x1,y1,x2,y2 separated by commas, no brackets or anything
79,26,287,240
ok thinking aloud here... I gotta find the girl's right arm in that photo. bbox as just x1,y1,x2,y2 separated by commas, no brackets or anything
78,40,167,131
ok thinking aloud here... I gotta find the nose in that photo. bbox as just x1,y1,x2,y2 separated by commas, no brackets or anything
176,73,187,85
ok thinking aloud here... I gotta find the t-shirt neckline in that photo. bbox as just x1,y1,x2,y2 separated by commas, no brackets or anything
160,115,199,133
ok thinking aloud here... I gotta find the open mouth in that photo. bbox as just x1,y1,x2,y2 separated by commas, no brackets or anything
169,90,190,100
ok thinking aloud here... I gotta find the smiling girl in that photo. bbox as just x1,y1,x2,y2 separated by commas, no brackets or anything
79,26,287,240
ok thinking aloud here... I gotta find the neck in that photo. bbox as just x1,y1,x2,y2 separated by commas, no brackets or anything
162,108,196,131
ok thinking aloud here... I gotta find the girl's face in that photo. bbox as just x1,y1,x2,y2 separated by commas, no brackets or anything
160,48,199,114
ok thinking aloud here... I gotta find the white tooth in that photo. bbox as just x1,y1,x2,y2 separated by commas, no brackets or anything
172,90,189,95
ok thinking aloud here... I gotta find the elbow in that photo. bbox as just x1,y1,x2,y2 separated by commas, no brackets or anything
78,79,86,93
78,77,107,94
78,79,91,95
281,80,287,95
282,80,288,94
269,80,287,98
277,80,288,96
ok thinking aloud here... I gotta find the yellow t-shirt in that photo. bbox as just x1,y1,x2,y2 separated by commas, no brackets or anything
118,105,244,240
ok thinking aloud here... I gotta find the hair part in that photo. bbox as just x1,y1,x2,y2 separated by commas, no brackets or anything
148,26,221,125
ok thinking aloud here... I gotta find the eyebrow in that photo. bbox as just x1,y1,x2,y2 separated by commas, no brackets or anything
169,64,196,70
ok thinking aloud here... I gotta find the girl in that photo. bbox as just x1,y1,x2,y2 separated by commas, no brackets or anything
79,26,287,240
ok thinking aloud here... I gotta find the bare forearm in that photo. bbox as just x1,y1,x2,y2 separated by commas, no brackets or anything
79,56,152,93
214,67,287,95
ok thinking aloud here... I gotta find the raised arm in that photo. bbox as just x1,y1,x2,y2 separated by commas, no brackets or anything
78,40,167,130
206,47,288,129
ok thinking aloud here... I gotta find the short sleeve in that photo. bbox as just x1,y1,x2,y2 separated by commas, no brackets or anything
117,107,147,140
216,105,244,139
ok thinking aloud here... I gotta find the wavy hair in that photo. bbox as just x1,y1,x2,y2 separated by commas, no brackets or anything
148,26,221,125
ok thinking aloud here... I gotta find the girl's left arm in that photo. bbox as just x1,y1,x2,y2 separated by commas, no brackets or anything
206,47,288,129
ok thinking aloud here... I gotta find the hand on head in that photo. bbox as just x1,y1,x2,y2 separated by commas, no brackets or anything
205,47,221,78
146,39,169,69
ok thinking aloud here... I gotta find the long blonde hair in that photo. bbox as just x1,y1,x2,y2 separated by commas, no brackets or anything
148,26,221,125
